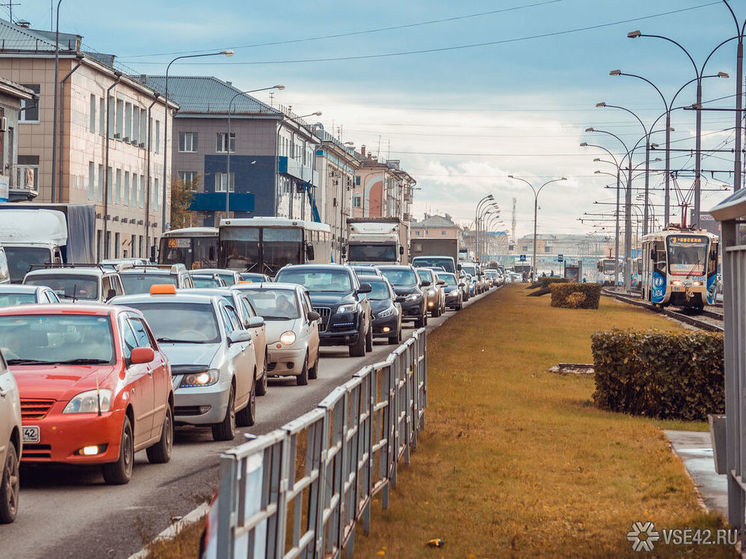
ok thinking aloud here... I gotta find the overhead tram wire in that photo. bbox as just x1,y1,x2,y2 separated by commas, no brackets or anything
119,2,720,66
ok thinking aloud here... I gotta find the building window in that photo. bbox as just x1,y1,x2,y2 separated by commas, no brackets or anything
154,178,159,210
107,167,112,203
17,155,38,189
179,171,195,188
415,230,420,236
354,176,361,186
216,132,235,153
98,165,103,202
353,196,361,208
115,169,122,203
178,132,197,152
97,230,102,261
139,175,145,208
88,162,95,200
441,230,446,236
114,232,120,259
108,97,115,138
99,98,105,135
19,84,40,122
89,95,96,133
140,111,147,147
116,99,124,139
155,120,160,154
215,172,235,192
124,102,132,141
131,173,138,207
133,107,140,145
123,171,130,206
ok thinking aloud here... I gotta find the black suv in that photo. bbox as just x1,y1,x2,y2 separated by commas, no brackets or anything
378,265,428,328
275,264,373,357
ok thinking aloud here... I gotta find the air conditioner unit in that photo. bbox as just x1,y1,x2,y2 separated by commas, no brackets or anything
0,117,7,132
123,136,129,142
113,133,121,139
138,142,145,148
112,216,119,222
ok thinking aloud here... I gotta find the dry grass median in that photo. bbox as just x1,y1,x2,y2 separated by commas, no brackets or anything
354,285,733,558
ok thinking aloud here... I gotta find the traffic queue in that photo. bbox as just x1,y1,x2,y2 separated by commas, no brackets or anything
0,258,503,524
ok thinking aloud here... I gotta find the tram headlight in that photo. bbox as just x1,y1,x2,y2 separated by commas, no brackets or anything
672,280,683,286
693,281,702,286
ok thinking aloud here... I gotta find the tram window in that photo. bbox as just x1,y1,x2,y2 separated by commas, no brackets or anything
653,241,666,274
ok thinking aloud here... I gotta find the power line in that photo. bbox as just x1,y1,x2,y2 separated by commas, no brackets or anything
119,2,719,66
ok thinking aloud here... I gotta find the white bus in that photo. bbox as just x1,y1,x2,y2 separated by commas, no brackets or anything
158,227,218,269
218,218,332,276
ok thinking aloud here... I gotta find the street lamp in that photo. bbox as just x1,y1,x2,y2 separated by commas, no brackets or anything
479,204,500,260
507,175,566,278
162,49,234,233
475,194,494,262
225,84,286,218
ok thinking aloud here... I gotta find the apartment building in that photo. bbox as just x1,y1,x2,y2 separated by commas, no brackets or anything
411,213,460,239
313,126,360,260
352,146,415,225
0,18,174,260
139,75,320,226
0,76,34,202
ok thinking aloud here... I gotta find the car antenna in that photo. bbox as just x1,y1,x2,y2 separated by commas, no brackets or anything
72,284,77,304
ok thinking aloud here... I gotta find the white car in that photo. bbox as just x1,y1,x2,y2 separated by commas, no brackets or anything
0,348,21,523
234,283,321,386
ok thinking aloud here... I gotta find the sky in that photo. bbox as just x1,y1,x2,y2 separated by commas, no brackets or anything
9,0,744,238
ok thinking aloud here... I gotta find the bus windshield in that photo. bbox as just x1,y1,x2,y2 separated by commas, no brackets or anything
159,236,218,269
602,260,617,274
348,244,396,262
5,246,52,283
411,257,455,273
667,235,708,276
263,228,303,276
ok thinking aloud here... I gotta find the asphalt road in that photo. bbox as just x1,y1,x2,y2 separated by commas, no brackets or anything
1,288,495,559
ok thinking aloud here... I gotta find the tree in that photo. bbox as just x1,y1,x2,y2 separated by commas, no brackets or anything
170,174,201,229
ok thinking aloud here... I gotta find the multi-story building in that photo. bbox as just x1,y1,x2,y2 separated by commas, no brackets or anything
0,76,34,202
352,146,415,224
0,18,174,260
139,75,321,226
411,213,461,240
313,126,360,261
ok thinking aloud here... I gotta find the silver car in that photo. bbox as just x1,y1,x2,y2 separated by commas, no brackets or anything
182,288,268,396
0,285,60,306
110,289,258,441
0,348,21,523
234,283,321,386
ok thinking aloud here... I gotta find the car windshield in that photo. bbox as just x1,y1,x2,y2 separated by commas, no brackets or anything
120,273,176,294
276,269,352,293
218,273,236,286
379,268,417,287
242,289,300,320
0,293,36,307
239,273,266,282
4,247,52,283
0,313,115,364
122,301,221,343
348,244,396,262
438,273,457,287
461,265,477,276
191,276,222,288
368,281,392,300
411,257,455,273
25,274,99,301
416,269,434,283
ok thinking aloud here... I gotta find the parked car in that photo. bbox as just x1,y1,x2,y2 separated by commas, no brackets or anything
349,264,382,278
415,268,445,317
0,285,61,307
359,275,402,344
0,247,9,285
117,264,195,294
438,272,464,311
23,266,125,303
110,286,257,440
0,348,21,523
274,264,373,357
0,304,174,484
459,272,471,301
378,265,428,328
191,268,241,286
100,258,151,270
189,272,228,288
235,283,321,385
238,272,271,283
182,288,268,395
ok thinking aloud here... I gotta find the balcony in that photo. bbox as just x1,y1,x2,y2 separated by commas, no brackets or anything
278,156,319,186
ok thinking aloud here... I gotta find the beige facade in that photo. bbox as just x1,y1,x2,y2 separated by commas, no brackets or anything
352,147,415,224
0,50,173,260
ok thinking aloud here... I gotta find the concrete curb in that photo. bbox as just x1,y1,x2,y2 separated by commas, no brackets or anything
127,502,210,559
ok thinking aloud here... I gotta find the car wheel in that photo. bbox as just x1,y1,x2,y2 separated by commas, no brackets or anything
349,328,366,357
236,372,256,427
212,385,236,441
0,442,19,524
388,330,399,345
103,416,134,485
256,358,268,397
297,355,309,385
365,323,373,352
146,405,173,464
422,308,428,327
308,350,319,380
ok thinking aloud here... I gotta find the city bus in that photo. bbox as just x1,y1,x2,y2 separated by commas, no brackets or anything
218,217,332,276
158,227,218,269
640,228,719,309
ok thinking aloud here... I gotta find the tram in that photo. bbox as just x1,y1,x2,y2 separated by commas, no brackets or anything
597,257,622,286
640,227,719,309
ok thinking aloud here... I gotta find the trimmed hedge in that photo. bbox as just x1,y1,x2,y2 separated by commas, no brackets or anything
529,277,568,289
549,282,601,309
591,329,724,421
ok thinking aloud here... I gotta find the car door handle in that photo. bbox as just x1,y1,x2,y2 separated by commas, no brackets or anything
0,389,6,398
147,369,153,376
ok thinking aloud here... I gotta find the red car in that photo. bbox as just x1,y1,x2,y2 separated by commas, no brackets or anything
0,304,174,485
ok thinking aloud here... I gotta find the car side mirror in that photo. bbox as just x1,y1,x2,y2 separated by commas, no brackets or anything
358,282,372,294
308,310,320,322
227,330,252,345
399,246,404,255
130,347,155,365
420,280,431,287
437,279,445,285
106,288,117,301
246,316,264,328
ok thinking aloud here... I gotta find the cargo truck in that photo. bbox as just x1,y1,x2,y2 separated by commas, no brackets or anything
345,217,408,265
410,238,459,273
0,203,96,282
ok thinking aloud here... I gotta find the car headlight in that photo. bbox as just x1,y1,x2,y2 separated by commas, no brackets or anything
427,289,435,296
405,293,421,301
336,303,357,314
180,368,220,388
280,331,296,345
63,389,113,414
378,306,397,318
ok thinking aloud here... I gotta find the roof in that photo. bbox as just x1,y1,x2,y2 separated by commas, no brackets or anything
24,267,113,277
0,285,44,293
0,303,113,315
220,217,331,233
0,18,78,52
232,282,302,291
411,214,459,229
139,75,279,115
0,76,33,100
111,293,218,305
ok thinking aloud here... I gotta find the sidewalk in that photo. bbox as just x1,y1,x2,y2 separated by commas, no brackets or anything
665,430,728,518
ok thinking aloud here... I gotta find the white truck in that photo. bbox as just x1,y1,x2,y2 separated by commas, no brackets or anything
345,217,408,265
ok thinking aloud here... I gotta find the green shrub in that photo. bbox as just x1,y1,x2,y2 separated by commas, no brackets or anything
549,282,601,309
591,329,724,421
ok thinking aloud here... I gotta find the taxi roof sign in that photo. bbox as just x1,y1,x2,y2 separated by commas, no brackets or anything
150,284,177,295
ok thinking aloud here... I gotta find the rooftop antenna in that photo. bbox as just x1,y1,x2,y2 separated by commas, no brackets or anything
0,0,20,22
268,91,274,107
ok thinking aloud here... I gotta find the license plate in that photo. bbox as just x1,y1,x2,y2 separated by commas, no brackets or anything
22,425,39,444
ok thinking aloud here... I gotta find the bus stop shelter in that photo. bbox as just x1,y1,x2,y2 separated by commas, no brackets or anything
710,188,746,532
